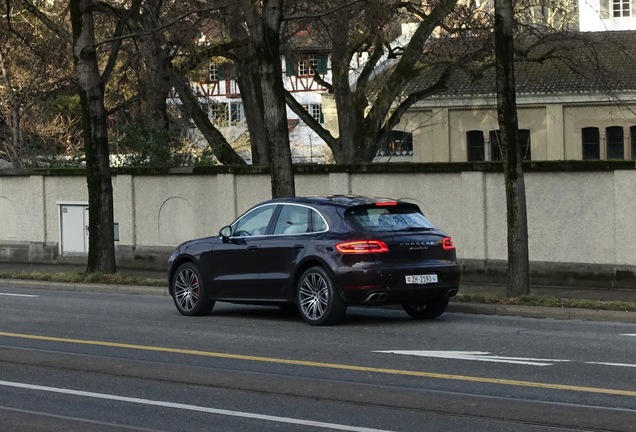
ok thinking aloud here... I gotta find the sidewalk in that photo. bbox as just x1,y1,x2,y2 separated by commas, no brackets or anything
0,262,634,323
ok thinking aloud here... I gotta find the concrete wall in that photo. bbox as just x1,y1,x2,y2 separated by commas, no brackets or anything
1,164,635,287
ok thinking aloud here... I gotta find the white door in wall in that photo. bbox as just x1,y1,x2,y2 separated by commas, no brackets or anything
60,204,89,255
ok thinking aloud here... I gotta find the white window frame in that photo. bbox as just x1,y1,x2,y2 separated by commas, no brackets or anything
302,104,322,123
298,54,318,77
613,0,631,17
209,63,219,81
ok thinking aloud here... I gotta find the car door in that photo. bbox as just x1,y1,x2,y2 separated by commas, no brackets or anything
202,204,277,298
257,204,316,298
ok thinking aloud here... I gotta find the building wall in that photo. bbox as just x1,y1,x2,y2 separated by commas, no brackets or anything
579,0,636,31
563,103,636,159
402,101,636,162
1,166,636,286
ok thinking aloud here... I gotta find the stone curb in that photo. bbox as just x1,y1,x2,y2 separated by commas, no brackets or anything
1,279,634,323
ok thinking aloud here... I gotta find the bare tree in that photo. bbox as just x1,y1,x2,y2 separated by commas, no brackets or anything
0,50,22,166
282,0,493,163
69,0,117,273
224,0,295,197
494,0,529,296
1,1,79,166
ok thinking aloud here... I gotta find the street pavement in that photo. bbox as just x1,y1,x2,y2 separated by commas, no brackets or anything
0,262,634,323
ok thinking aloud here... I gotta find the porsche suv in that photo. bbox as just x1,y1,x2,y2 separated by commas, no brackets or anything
168,195,461,326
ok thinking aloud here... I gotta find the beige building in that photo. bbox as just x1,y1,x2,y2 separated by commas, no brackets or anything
325,30,636,163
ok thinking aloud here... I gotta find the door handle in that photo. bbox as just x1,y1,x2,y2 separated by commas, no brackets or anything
247,245,259,251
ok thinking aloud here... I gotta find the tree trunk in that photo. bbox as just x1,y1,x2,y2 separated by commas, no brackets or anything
70,0,117,273
243,0,294,197
257,39,295,197
235,63,269,165
223,6,269,166
494,0,530,296
137,0,171,132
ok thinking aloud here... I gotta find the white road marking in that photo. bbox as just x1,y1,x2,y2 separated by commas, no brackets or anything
377,350,636,369
586,362,636,368
621,334,636,337
0,293,38,298
0,380,395,432
374,351,571,366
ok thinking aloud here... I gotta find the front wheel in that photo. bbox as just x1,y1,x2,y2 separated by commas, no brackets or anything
297,266,347,326
403,297,449,319
172,262,214,316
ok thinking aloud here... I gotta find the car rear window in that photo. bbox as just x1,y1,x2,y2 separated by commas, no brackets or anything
344,204,436,232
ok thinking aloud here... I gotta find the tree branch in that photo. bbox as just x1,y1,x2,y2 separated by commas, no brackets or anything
284,89,337,148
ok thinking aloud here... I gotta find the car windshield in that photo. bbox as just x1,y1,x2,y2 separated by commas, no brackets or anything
344,204,436,232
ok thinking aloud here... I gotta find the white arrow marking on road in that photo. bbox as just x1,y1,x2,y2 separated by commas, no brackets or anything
0,293,38,298
374,351,571,366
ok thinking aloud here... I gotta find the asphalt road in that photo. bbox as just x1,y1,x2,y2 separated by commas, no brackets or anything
0,285,634,431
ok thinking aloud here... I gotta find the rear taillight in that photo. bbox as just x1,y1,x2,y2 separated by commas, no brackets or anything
442,237,455,250
336,240,389,254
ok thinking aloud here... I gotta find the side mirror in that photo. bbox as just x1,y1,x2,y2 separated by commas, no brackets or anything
219,225,232,240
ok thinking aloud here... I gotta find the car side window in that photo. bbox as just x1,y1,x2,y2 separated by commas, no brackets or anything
273,205,310,235
233,205,275,237
311,209,327,232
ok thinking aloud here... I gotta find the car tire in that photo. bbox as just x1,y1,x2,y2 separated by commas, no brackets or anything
172,262,215,316
402,297,449,319
297,266,347,326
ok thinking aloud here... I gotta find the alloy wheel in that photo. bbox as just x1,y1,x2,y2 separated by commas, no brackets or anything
299,272,329,321
174,267,200,312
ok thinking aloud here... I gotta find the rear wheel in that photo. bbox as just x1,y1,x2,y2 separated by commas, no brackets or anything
297,266,347,326
172,262,214,316
403,297,449,319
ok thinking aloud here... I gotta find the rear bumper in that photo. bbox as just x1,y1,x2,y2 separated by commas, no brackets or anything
333,261,461,305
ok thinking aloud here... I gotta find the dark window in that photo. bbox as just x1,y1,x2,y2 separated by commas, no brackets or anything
631,126,636,160
489,131,502,161
345,205,435,233
606,126,624,159
519,129,532,161
377,131,413,156
582,127,600,160
488,130,531,161
466,131,485,161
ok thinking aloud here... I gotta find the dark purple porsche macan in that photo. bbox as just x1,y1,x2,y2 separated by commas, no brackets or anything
168,195,461,326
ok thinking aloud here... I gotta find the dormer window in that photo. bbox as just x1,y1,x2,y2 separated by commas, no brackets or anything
298,55,319,77
286,54,327,77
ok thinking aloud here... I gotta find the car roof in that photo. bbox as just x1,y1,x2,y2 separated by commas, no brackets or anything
265,195,405,208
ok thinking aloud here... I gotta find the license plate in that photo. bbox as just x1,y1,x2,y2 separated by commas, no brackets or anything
405,274,438,284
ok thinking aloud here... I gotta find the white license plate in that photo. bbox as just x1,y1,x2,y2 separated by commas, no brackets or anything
405,274,438,285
